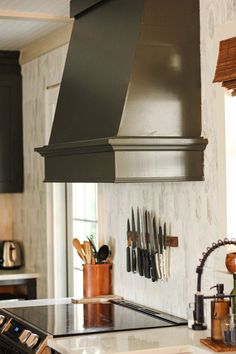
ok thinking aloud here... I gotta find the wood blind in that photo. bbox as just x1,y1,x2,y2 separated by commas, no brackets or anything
213,36,236,94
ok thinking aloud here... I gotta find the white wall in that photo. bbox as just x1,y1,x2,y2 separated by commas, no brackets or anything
11,0,236,317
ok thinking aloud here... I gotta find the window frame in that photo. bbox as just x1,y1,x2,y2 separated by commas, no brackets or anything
66,183,98,298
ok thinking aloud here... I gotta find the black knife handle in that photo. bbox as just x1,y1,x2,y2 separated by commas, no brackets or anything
132,248,136,273
144,250,151,278
150,253,158,282
137,247,143,276
141,249,146,276
126,247,131,272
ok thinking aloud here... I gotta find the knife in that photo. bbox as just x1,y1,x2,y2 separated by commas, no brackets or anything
126,219,131,272
153,217,162,279
140,209,146,277
158,225,164,280
136,208,144,276
148,212,158,282
131,208,137,273
144,210,151,278
163,222,168,280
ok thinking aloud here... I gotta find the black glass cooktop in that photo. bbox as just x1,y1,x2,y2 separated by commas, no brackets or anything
5,300,186,337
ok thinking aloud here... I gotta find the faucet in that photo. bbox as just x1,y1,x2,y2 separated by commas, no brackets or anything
192,238,236,330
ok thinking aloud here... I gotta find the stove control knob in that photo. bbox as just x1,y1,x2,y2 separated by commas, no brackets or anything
1,319,12,333
26,333,39,348
19,329,31,344
0,315,5,325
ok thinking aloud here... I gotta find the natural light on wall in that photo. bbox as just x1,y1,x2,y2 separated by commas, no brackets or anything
225,94,236,237
69,183,98,298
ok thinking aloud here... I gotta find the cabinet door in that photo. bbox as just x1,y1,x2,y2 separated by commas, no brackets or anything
0,74,23,192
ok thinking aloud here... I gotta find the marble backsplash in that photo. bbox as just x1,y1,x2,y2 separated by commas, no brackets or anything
8,0,236,319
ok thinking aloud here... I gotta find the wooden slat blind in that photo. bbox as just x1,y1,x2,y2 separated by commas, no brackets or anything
213,36,236,94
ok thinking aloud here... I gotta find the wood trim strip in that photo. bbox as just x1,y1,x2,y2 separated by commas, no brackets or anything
0,10,73,23
20,23,73,65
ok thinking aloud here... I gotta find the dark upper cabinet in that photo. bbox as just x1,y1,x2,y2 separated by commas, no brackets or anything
0,51,23,193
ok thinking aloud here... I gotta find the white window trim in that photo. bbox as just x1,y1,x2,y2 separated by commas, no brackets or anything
66,183,74,297
45,86,67,298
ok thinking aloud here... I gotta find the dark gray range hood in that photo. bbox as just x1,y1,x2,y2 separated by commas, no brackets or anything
36,0,208,183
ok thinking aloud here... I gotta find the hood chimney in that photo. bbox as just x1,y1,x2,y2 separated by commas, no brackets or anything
36,0,207,182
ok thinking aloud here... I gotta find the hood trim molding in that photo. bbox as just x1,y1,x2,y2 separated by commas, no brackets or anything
36,137,207,183
36,137,208,157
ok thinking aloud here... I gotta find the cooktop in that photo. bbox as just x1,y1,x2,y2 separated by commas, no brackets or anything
3,299,187,337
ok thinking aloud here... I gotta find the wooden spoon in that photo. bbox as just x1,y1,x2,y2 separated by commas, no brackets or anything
73,238,86,263
83,241,92,264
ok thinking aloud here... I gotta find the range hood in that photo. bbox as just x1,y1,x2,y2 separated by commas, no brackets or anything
36,0,208,183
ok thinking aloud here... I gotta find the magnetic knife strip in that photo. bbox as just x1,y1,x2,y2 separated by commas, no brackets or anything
126,207,178,282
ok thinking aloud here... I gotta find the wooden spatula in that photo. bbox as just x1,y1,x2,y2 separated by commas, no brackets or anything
73,238,86,263
83,241,92,264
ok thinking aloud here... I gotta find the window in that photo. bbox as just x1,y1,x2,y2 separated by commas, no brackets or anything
225,95,236,236
67,183,98,298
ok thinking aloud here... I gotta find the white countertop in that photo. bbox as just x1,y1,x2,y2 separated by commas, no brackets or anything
0,296,71,308
0,268,39,281
47,326,216,354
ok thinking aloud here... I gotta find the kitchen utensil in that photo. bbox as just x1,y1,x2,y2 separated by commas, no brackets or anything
144,210,151,278
84,241,93,264
147,212,158,282
131,207,137,273
73,238,86,262
158,226,164,280
163,222,169,280
126,219,131,272
86,235,97,258
153,217,162,279
97,244,109,263
140,209,146,277
136,208,143,276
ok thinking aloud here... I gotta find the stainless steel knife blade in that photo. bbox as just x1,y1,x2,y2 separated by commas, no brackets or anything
163,222,168,280
158,225,164,280
153,216,162,279
131,207,137,273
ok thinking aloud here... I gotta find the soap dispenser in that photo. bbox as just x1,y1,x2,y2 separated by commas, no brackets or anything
211,284,230,341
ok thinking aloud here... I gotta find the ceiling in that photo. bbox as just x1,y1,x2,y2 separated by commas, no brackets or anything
0,0,71,50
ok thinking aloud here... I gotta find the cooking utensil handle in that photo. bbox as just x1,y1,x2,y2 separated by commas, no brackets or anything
144,250,151,278
126,246,131,272
137,247,143,276
141,249,146,276
150,254,158,282
132,248,136,273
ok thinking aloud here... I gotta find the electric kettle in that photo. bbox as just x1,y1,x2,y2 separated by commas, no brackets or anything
0,241,23,269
